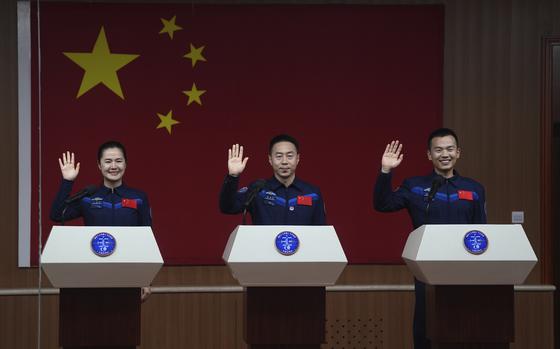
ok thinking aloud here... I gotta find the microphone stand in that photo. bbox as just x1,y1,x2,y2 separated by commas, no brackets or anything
425,177,444,218
61,206,68,226
241,180,266,225
241,191,257,225
60,185,96,225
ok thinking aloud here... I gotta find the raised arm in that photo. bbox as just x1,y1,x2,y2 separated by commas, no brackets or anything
50,151,82,222
220,144,249,214
374,141,408,212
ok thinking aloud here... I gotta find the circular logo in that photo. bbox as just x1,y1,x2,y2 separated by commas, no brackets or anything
275,231,300,256
91,232,116,257
463,230,488,255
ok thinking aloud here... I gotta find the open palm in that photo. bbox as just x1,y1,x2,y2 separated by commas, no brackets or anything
58,151,80,181
381,141,404,172
228,144,248,176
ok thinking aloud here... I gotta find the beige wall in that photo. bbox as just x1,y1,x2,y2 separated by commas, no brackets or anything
0,0,556,348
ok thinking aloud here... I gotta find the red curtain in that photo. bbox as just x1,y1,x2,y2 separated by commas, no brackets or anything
29,3,443,265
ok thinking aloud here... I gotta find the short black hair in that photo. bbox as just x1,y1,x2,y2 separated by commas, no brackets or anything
427,128,459,149
97,140,127,162
269,134,299,154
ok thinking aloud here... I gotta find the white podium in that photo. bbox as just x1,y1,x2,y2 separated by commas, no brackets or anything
42,225,163,349
42,225,163,287
223,225,347,348
402,224,538,348
402,224,537,285
223,225,347,286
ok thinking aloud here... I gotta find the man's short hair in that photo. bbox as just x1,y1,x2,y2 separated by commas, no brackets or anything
97,140,127,162
427,128,459,149
269,134,300,154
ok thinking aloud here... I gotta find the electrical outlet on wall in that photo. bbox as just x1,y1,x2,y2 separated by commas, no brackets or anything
511,211,524,224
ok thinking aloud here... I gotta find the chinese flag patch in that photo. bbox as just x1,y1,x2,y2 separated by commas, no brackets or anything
122,198,138,209
297,196,313,206
458,190,474,201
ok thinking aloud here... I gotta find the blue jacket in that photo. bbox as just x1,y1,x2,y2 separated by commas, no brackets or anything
219,175,326,225
374,170,486,228
50,179,152,226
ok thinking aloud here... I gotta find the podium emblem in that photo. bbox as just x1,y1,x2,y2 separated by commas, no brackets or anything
275,231,299,255
463,230,488,255
91,232,116,257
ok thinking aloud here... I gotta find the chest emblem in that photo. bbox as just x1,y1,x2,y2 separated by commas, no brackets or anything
263,191,277,206
458,190,474,201
297,195,313,206
122,198,138,209
89,197,104,209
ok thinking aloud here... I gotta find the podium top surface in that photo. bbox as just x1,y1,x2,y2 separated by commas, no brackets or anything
42,225,163,264
402,224,537,261
223,225,347,263
222,225,347,286
401,224,537,284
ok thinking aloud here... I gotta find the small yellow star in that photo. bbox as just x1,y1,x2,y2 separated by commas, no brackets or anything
182,83,206,106
159,15,183,40
183,43,207,67
63,27,139,99
156,110,180,134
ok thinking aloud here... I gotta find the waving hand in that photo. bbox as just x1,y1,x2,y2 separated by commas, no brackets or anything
228,144,249,177
381,141,404,173
58,151,80,181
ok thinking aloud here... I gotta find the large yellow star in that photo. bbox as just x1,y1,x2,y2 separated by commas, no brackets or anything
183,43,207,67
156,110,180,134
182,83,206,106
159,15,182,40
63,27,139,99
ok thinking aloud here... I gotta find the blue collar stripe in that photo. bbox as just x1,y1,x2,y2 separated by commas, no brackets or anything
258,191,318,207
82,197,142,208
411,187,479,202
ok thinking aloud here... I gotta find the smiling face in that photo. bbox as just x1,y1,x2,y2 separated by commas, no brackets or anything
268,141,300,184
427,135,460,178
98,147,127,188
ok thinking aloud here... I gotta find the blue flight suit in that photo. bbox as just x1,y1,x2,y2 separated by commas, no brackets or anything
373,170,486,349
219,175,326,225
50,179,152,226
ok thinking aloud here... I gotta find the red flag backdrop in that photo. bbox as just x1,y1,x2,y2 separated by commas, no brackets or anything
28,3,443,265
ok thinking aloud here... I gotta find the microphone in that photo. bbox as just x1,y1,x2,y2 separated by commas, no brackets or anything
64,184,97,204
242,179,267,224
426,176,444,214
